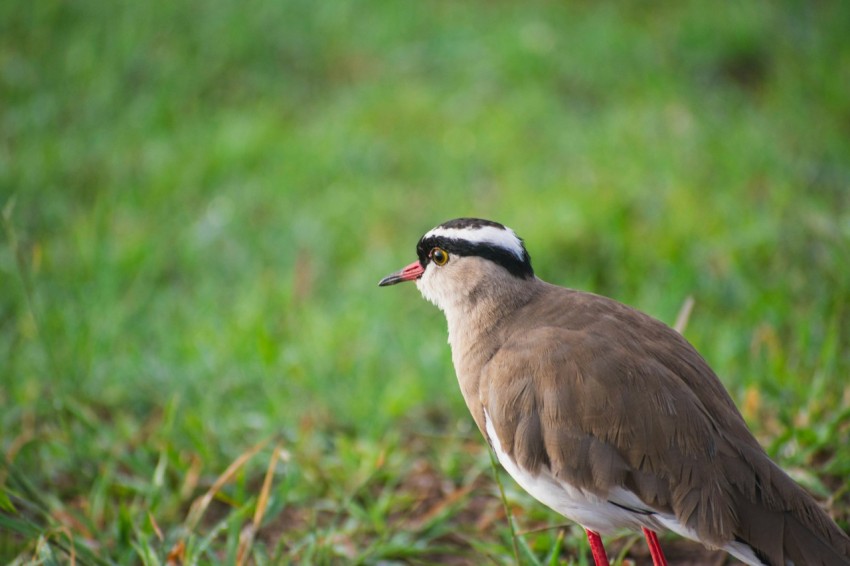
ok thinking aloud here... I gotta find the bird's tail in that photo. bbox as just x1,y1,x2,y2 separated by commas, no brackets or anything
728,458,850,566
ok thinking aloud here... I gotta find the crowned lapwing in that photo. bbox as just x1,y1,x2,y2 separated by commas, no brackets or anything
379,217,850,566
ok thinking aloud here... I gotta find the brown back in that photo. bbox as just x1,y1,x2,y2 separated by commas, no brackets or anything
473,282,850,564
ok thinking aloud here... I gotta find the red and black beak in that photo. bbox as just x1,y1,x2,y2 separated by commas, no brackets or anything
378,261,425,287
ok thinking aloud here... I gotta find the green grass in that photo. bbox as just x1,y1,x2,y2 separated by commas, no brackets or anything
2,0,849,563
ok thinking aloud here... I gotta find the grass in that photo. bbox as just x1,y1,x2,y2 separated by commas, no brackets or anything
2,0,849,563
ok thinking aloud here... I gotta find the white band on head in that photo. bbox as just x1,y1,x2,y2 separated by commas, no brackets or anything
424,225,525,260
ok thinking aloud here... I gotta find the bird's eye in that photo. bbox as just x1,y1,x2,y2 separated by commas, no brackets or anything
431,247,449,266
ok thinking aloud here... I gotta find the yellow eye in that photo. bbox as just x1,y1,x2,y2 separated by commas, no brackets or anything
431,247,449,266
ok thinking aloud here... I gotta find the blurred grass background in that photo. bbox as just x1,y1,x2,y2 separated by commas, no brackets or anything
1,0,849,563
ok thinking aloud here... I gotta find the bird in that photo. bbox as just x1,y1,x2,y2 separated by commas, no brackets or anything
378,217,850,566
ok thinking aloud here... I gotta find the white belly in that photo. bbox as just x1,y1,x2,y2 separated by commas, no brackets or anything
483,409,651,534
482,410,765,565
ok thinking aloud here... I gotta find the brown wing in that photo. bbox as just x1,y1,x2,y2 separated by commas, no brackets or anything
480,323,739,543
479,286,850,562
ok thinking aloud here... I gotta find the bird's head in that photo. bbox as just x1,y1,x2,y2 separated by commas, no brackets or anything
379,218,534,313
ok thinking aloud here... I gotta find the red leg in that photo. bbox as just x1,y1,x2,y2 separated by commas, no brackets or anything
585,529,610,566
642,527,669,566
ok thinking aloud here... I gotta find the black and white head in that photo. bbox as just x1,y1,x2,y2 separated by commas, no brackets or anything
379,218,534,312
